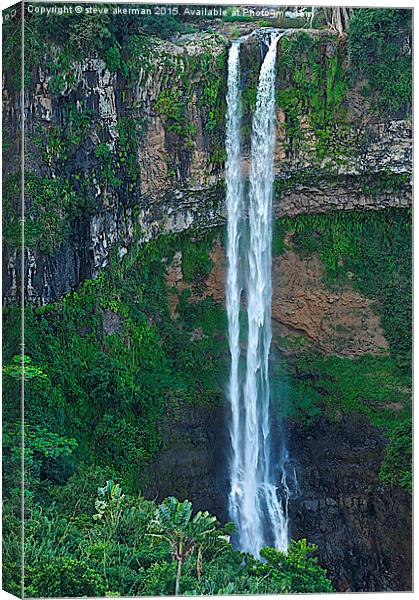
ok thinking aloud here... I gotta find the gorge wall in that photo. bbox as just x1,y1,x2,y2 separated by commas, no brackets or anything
3,30,412,305
143,226,412,591
3,16,412,593
144,406,412,592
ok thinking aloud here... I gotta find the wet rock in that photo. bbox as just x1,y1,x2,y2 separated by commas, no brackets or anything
144,408,411,592
288,415,412,592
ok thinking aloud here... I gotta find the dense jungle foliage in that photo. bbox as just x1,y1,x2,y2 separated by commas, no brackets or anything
3,226,335,596
2,5,412,597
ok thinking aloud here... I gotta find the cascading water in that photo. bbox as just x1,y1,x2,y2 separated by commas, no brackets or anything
225,40,244,533
226,32,292,557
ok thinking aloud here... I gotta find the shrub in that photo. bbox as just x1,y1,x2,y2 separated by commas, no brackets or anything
349,8,412,114
25,557,106,597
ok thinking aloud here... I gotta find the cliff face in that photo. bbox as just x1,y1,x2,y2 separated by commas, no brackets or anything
288,415,412,592
3,31,412,305
148,217,412,591
4,32,228,304
143,405,412,592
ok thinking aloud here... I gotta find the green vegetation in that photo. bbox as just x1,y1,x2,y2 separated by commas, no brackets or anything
2,9,228,241
252,542,333,593
3,229,227,498
296,351,410,426
19,481,332,597
4,254,334,595
27,114,143,252
349,8,412,115
198,51,228,165
379,418,412,493
276,32,351,166
2,173,21,248
25,173,86,252
16,13,228,236
273,10,412,163
33,106,93,164
148,495,230,594
156,87,196,146
221,7,255,23
2,228,231,595
3,207,412,595
181,230,216,284
274,170,410,206
293,352,411,492
17,5,187,86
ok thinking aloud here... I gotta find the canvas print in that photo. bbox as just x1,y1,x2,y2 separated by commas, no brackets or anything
2,2,412,596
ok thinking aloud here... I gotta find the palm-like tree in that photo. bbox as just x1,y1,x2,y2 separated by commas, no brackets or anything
147,497,229,595
188,510,230,581
148,497,193,595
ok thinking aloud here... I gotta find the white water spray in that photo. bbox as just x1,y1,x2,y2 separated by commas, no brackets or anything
226,33,291,557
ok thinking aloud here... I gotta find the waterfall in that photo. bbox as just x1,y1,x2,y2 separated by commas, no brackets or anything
225,40,244,533
226,33,290,557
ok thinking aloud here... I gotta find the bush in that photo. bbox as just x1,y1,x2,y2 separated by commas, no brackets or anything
105,44,122,73
253,541,334,593
25,557,106,597
349,8,412,114
380,419,412,493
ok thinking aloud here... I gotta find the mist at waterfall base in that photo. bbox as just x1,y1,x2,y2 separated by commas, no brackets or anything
225,32,298,558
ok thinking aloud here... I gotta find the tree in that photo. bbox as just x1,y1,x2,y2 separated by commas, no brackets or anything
249,539,334,593
147,497,229,595
188,511,230,580
147,497,193,595
323,8,353,37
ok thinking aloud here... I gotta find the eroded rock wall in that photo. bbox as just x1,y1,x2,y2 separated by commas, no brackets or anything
144,405,412,592
2,31,412,305
288,415,412,592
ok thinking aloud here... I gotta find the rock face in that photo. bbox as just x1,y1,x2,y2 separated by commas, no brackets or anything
168,239,388,357
287,415,412,592
271,250,388,355
2,31,412,305
273,173,411,219
144,407,412,592
144,403,229,520
18,186,225,305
